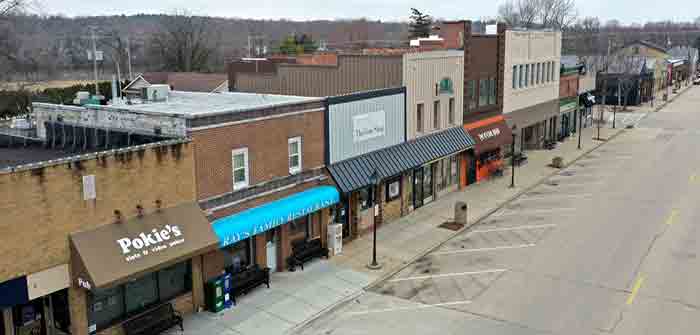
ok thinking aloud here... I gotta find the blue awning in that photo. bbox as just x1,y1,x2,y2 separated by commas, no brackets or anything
212,186,340,248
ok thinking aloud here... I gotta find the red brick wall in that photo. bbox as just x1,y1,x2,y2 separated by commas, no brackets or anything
191,106,325,200
440,21,466,50
559,74,579,98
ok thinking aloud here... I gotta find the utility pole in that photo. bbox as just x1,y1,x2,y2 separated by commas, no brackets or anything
126,36,133,81
90,27,100,97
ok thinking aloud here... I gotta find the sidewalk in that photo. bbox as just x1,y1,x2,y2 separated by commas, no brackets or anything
173,87,692,335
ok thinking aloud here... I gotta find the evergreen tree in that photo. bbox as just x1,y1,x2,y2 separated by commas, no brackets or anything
409,8,433,39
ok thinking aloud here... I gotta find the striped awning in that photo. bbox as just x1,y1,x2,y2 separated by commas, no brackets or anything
328,127,475,194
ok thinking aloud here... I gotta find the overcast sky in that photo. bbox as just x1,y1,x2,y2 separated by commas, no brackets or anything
41,0,700,24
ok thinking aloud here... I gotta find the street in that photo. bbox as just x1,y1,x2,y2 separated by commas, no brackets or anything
294,87,700,335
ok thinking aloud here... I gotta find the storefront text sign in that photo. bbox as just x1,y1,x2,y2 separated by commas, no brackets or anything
478,128,501,141
353,110,386,142
221,198,335,246
116,225,184,262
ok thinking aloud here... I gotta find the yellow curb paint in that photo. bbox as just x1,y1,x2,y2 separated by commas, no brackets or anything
691,174,698,183
627,276,645,305
666,210,679,226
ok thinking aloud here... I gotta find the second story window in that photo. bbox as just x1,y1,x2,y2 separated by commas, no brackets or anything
552,61,557,82
232,148,249,190
530,63,535,86
512,65,518,89
524,65,529,87
479,79,488,106
519,65,524,88
546,62,551,82
466,80,476,110
536,63,541,84
433,100,440,129
288,137,302,174
417,103,424,133
489,78,497,105
448,98,455,124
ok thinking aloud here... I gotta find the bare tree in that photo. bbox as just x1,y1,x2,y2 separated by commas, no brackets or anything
148,12,217,72
497,0,578,29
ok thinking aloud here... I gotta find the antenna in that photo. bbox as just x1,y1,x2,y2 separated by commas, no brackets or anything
90,26,100,97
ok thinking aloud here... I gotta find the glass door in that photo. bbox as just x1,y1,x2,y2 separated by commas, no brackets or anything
413,168,424,209
423,165,433,203
266,229,277,272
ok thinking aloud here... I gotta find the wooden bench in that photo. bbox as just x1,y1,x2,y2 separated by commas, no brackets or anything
123,303,183,335
228,265,270,305
543,139,557,150
287,238,328,271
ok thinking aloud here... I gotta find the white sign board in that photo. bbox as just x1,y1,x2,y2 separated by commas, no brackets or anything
353,110,386,142
82,175,96,200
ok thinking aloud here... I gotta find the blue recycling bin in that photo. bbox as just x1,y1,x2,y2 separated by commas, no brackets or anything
222,273,233,309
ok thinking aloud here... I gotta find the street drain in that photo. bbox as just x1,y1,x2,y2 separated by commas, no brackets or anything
439,221,465,231
560,171,575,177
546,181,560,186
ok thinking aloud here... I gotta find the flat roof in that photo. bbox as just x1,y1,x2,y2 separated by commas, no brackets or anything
0,134,188,172
63,91,322,119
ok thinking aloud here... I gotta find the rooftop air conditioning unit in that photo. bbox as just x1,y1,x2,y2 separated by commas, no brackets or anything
142,84,171,102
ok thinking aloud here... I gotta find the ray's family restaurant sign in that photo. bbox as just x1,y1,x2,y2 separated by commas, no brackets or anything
212,186,340,248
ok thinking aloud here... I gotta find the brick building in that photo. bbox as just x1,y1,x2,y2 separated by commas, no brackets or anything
503,29,562,151
29,88,342,315
0,130,212,335
438,21,513,183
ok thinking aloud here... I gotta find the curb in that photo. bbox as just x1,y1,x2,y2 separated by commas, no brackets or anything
288,87,691,333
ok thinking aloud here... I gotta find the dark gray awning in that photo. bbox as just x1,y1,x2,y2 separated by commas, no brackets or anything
328,127,475,193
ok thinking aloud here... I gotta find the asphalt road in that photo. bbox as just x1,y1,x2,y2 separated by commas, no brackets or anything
294,86,700,335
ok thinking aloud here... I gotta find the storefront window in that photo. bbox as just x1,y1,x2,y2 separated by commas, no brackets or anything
87,261,192,332
158,262,190,301
224,239,253,273
89,286,125,330
450,155,459,185
358,186,373,211
385,176,401,202
290,215,309,237
125,273,158,314
423,165,433,199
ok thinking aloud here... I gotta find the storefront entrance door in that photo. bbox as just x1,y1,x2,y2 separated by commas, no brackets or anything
413,168,424,209
266,230,278,272
467,157,477,185
422,165,433,204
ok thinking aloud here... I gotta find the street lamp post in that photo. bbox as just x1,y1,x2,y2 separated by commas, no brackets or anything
510,125,517,188
367,169,382,270
578,106,583,150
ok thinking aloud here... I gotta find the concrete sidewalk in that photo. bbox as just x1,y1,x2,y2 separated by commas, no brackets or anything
173,86,692,335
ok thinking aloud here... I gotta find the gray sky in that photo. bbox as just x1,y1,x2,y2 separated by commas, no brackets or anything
42,0,699,24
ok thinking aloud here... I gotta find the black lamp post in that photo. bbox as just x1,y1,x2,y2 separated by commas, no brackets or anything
367,169,382,270
578,105,583,150
510,125,517,188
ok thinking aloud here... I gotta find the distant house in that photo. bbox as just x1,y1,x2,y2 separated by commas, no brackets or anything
122,72,228,98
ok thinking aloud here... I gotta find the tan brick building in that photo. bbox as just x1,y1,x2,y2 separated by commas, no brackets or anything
0,135,213,335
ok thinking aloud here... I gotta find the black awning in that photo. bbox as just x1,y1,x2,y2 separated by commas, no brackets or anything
328,127,475,193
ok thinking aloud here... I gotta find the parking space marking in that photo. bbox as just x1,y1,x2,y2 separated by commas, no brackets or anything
346,300,473,316
389,269,508,282
626,275,645,305
520,193,593,201
432,244,536,255
470,224,557,233
496,208,576,217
